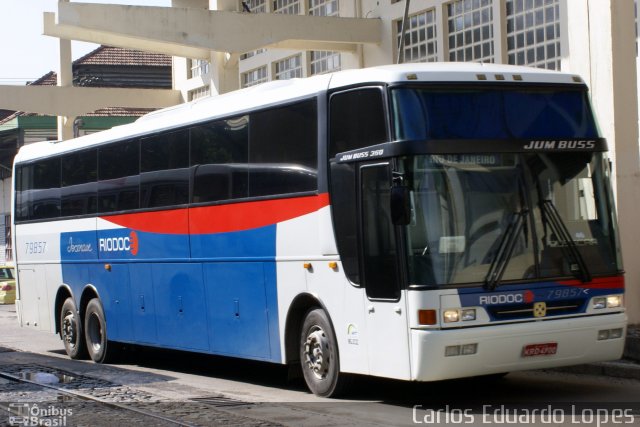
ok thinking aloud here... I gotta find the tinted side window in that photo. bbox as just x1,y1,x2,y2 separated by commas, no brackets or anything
360,163,400,299
24,158,61,220
141,130,189,208
98,140,140,213
248,100,318,197
61,149,97,216
329,89,387,158
329,162,360,284
191,116,249,203
15,166,25,221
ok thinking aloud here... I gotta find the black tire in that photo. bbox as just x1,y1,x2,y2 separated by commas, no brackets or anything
299,308,349,397
60,297,88,359
84,298,118,363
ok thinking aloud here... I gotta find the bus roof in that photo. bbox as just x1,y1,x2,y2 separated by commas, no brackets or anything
14,63,586,165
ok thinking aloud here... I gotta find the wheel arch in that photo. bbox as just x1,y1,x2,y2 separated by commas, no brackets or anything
54,285,75,335
284,292,337,364
79,284,101,324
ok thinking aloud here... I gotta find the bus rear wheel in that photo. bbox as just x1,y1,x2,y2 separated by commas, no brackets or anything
299,308,348,397
60,298,88,359
84,298,118,363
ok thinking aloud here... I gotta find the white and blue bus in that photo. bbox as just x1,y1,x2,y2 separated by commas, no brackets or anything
12,64,626,397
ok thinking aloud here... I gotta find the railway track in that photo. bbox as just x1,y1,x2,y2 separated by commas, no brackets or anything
0,363,280,427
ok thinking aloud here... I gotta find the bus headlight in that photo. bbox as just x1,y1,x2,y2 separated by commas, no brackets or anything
593,295,623,309
443,308,476,323
461,309,477,321
443,310,459,323
606,295,623,308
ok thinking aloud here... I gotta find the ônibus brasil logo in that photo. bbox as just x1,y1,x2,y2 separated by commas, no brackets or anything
98,231,139,256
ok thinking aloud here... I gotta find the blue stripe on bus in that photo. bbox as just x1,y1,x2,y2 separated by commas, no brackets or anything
60,225,282,362
61,225,277,261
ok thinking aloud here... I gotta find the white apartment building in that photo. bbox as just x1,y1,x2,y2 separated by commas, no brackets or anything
176,0,563,95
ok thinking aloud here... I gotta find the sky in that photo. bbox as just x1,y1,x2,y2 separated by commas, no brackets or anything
0,1,170,86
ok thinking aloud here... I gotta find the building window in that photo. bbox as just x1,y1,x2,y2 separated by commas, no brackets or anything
189,59,210,78
274,55,303,80
240,0,267,60
396,9,438,63
506,0,561,70
245,0,266,13
309,0,338,16
241,66,268,87
447,0,494,63
310,51,341,75
189,85,211,101
308,0,340,75
274,0,299,14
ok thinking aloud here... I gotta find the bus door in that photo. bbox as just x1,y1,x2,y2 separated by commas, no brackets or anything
359,162,411,379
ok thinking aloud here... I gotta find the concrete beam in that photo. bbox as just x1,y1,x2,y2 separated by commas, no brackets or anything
44,13,211,60
57,7,74,141
44,3,381,56
0,85,181,117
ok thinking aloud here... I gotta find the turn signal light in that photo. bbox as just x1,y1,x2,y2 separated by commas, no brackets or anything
418,309,437,325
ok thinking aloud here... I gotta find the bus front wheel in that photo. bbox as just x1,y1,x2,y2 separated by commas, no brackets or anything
60,298,88,359
299,308,348,397
84,298,117,363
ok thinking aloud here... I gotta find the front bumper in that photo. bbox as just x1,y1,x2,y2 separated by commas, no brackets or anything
410,313,627,381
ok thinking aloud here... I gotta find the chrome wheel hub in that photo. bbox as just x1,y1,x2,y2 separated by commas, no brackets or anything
304,327,329,380
62,313,77,346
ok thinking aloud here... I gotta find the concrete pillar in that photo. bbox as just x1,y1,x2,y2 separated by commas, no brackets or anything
564,0,640,324
57,0,74,141
171,0,210,101
170,0,241,95
609,1,640,325
210,0,239,94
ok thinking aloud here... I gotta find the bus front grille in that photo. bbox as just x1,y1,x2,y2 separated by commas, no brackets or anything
487,299,585,321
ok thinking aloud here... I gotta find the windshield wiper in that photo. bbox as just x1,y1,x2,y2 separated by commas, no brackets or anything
484,210,527,291
540,199,591,283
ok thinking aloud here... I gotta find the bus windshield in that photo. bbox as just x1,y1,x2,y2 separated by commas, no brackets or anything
400,152,621,287
391,86,599,140
391,86,621,287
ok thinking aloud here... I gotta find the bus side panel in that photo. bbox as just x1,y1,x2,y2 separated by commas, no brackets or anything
275,206,370,375
129,263,158,344
89,262,134,343
263,260,282,362
152,263,209,351
203,262,278,361
190,225,276,259
15,221,64,333
16,266,53,331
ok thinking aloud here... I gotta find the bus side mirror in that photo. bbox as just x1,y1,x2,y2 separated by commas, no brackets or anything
391,186,411,226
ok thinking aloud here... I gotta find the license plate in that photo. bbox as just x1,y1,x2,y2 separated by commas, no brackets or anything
522,342,558,357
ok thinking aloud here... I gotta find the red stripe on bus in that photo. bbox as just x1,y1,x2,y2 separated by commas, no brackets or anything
558,276,624,290
101,209,189,235
101,193,330,235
